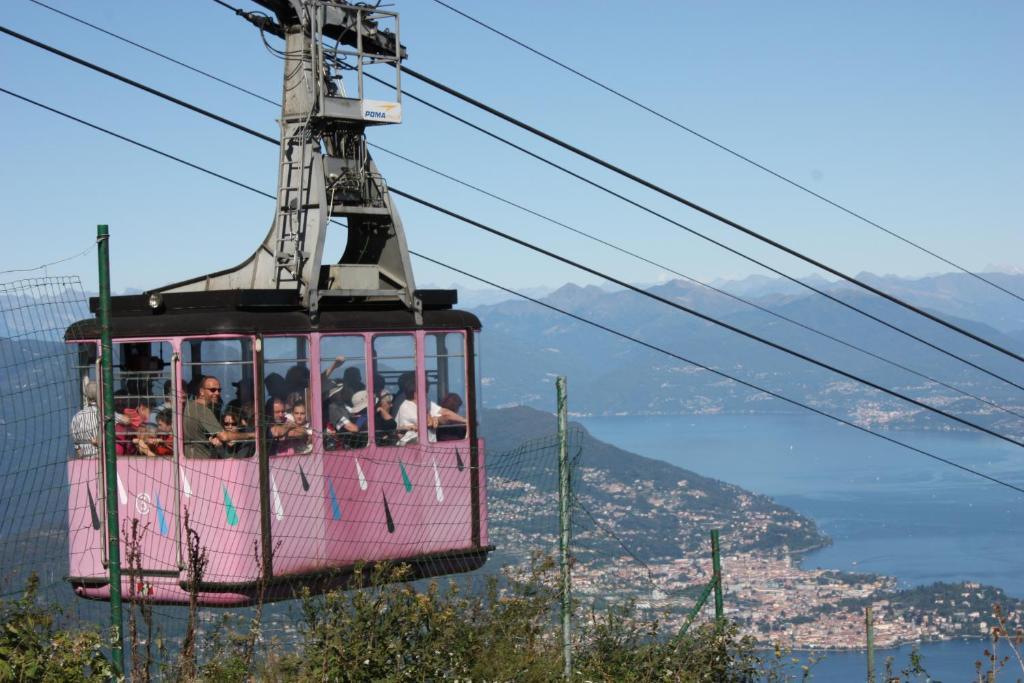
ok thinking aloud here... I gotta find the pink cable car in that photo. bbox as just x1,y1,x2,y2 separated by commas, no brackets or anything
64,1,490,605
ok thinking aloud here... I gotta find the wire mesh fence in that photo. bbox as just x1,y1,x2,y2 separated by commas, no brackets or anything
0,276,762,679
0,277,90,604
0,276,589,675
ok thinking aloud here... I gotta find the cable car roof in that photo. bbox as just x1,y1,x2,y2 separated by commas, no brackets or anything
65,289,479,340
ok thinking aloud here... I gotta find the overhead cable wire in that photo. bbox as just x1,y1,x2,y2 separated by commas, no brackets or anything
24,0,279,106
370,76,1024,395
371,144,1024,422
17,7,1020,421
391,186,1024,450
3,37,1022,437
8,86,1023,497
410,253,1024,497
0,239,94,277
210,0,243,12
399,65,1024,366
429,0,1024,307
6,21,1023,398
0,88,273,198
0,25,277,145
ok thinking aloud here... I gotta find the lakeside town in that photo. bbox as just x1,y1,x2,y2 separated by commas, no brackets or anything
488,459,1024,651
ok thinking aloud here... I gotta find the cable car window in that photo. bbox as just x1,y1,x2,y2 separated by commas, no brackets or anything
372,334,415,446
70,342,99,459
264,336,312,456
108,341,175,458
425,332,469,442
321,335,368,451
181,338,255,459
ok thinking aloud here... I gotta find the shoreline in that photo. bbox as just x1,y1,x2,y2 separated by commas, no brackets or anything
574,413,1021,651
780,635,987,654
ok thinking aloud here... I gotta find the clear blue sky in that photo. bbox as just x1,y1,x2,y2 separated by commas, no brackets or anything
1,0,1021,294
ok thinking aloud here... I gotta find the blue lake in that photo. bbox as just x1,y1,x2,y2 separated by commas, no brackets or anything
577,413,1024,681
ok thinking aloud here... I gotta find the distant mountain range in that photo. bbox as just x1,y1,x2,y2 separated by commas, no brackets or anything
470,272,1024,436
3,271,1022,436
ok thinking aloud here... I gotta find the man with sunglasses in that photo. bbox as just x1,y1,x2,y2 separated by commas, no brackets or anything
183,376,242,459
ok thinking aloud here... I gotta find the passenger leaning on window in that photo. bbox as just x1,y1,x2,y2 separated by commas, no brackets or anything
221,409,255,458
287,400,313,454
153,409,175,456
134,424,171,457
183,376,244,459
397,384,467,446
266,397,308,456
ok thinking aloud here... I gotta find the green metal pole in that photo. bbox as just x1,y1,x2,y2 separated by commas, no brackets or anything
679,576,716,636
556,376,572,680
97,225,124,677
866,605,876,683
710,529,724,621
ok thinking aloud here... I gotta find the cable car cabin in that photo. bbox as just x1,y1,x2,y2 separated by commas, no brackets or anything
63,0,489,604
64,290,488,605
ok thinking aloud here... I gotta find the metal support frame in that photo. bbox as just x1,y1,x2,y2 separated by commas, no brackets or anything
157,1,421,321
97,224,124,676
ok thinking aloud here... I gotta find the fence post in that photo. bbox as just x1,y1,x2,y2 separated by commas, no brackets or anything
866,605,876,683
711,529,723,621
556,376,572,679
97,224,124,676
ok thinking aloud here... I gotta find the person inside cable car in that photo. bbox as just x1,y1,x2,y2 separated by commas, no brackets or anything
153,409,175,456
336,390,369,449
184,376,245,458
374,389,397,446
225,379,254,420
396,382,449,446
221,409,255,458
284,365,310,400
70,381,99,458
266,397,308,456
134,424,171,457
114,391,136,455
123,395,152,431
265,373,288,404
393,371,415,411
287,400,313,454
436,392,468,441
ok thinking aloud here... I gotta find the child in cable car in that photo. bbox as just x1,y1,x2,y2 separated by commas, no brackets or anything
336,390,369,449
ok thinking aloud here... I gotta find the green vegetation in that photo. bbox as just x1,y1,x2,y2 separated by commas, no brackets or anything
7,565,1024,681
0,562,818,682
0,574,112,681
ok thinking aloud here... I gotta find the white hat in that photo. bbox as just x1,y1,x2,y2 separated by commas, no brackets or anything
350,390,369,413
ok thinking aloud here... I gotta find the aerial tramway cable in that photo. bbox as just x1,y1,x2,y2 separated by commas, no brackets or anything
390,186,1024,450
13,6,1023,423
370,144,1024,423
376,78,1024,395
4,22,1022,398
410,253,1024,497
398,65,1024,367
6,31,1024,436
428,0,1024,307
0,26,277,145
25,0,279,106
7,85,1023,497
7,28,1024,425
